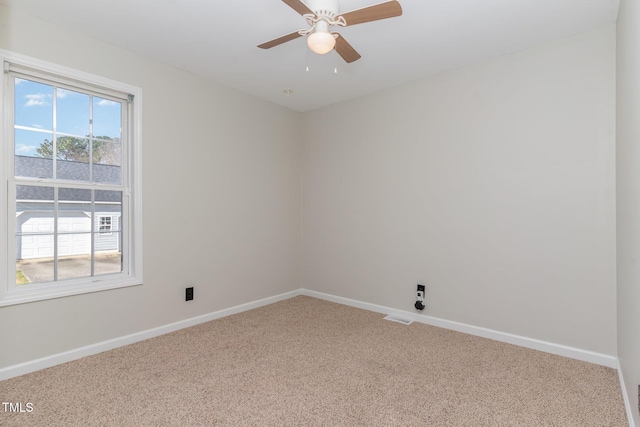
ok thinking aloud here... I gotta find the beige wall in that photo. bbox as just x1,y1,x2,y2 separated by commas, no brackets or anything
302,26,617,355
0,5,302,368
616,0,640,424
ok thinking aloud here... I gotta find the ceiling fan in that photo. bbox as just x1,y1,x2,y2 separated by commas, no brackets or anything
258,0,403,63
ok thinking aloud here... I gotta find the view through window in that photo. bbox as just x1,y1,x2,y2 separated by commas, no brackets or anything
14,77,124,285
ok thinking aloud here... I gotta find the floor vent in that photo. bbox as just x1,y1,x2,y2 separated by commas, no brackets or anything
383,315,413,325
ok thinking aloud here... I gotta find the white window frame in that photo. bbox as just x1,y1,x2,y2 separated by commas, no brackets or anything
0,49,143,306
99,216,113,235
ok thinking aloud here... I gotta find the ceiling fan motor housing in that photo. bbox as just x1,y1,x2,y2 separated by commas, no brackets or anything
304,0,340,17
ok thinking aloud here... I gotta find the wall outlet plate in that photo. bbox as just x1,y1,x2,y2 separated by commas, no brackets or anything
185,287,194,301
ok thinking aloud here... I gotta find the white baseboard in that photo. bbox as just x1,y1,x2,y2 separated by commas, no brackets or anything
300,289,619,369
0,289,302,381
0,287,619,380
617,361,637,427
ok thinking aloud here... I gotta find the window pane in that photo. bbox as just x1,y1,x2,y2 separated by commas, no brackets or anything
57,241,91,281
14,78,53,131
55,137,90,181
16,185,55,230
58,187,91,203
93,140,121,166
95,191,122,260
15,129,53,179
93,139,121,184
15,128,52,158
16,241,54,285
95,190,122,275
55,136,90,162
95,190,122,208
56,88,90,137
16,185,55,285
16,206,54,259
95,235,122,276
93,161,121,185
57,188,92,276
59,191,92,233
58,163,90,185
93,96,121,140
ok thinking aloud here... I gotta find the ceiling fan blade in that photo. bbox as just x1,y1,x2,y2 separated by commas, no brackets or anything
282,0,314,16
334,34,361,63
258,31,303,49
340,0,403,26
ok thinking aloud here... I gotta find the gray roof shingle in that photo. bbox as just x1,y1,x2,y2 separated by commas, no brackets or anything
15,156,122,202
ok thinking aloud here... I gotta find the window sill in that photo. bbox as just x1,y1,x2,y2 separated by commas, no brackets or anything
0,275,142,307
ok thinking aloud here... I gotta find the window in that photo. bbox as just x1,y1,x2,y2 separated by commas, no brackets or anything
99,216,113,235
1,50,142,306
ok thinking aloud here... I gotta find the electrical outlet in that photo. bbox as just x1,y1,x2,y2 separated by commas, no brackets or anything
415,284,425,311
185,287,194,301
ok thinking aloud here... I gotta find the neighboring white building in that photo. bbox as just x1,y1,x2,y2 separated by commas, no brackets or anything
15,156,122,260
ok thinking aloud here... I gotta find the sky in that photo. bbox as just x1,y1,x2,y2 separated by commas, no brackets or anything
14,77,122,158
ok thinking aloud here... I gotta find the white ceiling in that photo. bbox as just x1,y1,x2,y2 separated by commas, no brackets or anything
0,0,619,112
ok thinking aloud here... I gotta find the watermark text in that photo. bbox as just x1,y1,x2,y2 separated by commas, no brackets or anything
2,402,34,413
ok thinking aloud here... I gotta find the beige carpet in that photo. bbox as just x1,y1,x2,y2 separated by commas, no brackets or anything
0,296,628,426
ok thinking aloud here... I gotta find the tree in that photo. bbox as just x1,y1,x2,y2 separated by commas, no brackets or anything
36,135,120,165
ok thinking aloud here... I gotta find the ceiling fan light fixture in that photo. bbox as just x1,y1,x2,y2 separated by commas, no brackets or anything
307,31,335,54
307,20,335,54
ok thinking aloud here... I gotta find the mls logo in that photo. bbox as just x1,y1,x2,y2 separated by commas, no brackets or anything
2,402,34,413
